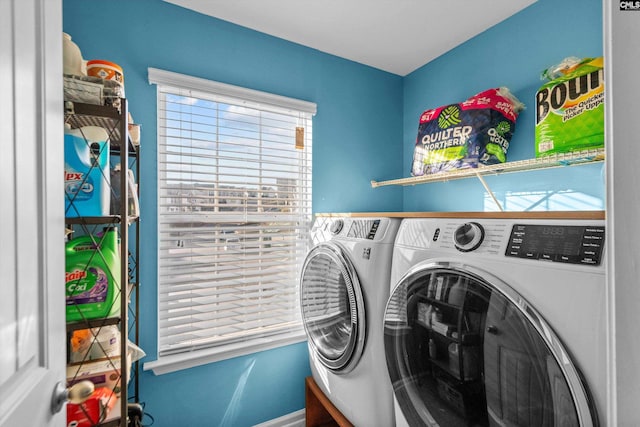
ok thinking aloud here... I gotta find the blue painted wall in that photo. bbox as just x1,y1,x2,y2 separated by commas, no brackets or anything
63,1,402,425
402,0,604,212
63,0,604,425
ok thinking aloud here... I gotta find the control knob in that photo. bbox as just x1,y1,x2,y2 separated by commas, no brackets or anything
454,222,484,252
330,219,344,235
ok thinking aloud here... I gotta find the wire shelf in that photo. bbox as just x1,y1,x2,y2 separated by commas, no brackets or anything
371,148,605,188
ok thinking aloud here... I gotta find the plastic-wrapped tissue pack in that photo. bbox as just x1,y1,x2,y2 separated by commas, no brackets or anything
411,87,524,176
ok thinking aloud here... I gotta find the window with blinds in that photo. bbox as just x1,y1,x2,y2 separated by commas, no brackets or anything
149,69,315,364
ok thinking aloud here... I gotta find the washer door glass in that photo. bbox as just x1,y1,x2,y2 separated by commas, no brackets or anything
383,262,597,427
300,242,365,372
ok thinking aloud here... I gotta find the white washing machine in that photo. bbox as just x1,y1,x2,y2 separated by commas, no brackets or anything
384,216,605,427
300,216,400,427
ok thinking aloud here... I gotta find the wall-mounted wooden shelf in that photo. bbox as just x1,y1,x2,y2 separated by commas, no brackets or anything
371,148,604,188
314,211,606,220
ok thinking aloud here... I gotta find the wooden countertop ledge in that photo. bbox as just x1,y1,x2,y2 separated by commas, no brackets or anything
314,211,605,220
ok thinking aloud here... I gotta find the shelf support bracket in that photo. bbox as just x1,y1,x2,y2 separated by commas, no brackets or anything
474,171,504,212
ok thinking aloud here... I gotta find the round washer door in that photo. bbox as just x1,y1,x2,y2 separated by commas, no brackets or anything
300,241,366,373
383,261,597,427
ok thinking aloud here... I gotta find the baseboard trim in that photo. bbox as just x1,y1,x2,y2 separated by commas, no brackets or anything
253,409,305,427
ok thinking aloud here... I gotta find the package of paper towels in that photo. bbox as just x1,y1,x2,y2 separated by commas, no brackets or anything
535,56,604,157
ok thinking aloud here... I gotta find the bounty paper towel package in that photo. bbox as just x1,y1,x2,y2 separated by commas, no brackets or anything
535,57,604,157
411,87,524,176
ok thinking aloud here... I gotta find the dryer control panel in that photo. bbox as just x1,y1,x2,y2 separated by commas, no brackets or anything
505,224,605,265
347,219,381,239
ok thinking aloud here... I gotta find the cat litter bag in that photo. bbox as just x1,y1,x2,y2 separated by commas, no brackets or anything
411,87,525,176
535,57,604,157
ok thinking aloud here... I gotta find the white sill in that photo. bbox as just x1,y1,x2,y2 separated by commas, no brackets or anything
143,331,308,375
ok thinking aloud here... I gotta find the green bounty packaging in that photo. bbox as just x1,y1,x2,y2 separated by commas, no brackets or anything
535,57,604,157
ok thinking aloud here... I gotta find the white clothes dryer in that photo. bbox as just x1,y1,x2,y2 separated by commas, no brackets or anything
384,216,605,427
300,216,400,427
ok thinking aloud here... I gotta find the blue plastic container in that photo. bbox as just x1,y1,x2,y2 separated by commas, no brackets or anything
64,126,110,217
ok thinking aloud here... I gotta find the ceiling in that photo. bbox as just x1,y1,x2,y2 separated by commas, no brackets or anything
165,0,537,76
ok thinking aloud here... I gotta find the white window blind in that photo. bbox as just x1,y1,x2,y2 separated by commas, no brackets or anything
149,69,315,363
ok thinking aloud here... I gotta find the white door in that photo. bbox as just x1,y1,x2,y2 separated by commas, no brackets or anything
0,0,65,426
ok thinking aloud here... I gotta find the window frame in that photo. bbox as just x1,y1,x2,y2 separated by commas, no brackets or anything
144,68,316,375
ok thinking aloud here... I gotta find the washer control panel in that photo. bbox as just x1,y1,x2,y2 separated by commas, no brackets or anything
506,224,605,265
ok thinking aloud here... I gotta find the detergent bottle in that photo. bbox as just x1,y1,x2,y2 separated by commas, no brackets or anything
65,125,110,217
66,227,121,322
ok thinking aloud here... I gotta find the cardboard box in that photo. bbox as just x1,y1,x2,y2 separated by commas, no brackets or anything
67,352,131,397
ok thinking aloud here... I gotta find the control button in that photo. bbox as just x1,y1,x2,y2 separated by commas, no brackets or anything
583,234,603,240
454,222,485,252
579,247,603,265
506,241,521,258
582,242,602,249
433,228,440,242
540,253,556,261
585,227,605,234
580,257,599,265
558,254,580,263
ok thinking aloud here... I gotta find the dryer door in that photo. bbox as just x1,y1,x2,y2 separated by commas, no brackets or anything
383,261,597,427
300,241,366,373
